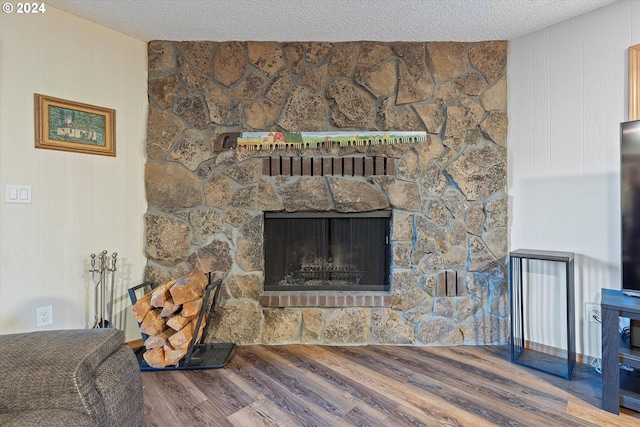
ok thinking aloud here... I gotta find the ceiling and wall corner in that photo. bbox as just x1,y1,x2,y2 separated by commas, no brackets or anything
44,0,618,43
0,6,148,340
0,0,632,349
508,0,640,358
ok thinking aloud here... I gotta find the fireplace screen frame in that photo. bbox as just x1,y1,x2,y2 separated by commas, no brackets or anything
263,211,391,292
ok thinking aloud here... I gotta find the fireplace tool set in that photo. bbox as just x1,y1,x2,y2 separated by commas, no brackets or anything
89,251,117,329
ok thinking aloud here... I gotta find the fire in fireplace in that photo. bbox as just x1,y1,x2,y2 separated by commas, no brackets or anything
264,212,391,291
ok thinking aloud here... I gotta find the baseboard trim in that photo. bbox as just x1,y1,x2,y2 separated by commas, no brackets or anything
524,340,594,365
123,338,597,365
125,338,144,349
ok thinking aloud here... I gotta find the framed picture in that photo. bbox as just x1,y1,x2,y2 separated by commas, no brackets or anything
34,94,115,156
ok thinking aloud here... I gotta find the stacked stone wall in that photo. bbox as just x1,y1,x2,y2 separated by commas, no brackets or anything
144,40,509,345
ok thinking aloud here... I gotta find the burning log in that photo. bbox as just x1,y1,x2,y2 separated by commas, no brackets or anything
131,270,210,368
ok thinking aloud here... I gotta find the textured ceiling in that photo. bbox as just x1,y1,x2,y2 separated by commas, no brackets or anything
45,0,618,42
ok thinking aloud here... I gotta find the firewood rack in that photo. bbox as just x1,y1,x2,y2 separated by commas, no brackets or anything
128,273,236,371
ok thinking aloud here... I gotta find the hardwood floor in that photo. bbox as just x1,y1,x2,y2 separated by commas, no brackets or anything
140,344,640,426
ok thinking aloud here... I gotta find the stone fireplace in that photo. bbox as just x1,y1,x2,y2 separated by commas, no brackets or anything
143,40,509,346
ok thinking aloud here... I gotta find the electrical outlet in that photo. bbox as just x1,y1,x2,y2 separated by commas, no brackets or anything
586,303,601,323
585,302,602,359
36,305,53,327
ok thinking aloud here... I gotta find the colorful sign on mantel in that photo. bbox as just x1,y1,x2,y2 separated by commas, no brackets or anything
230,131,427,151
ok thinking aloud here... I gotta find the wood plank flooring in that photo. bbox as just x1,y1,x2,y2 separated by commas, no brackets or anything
140,344,640,426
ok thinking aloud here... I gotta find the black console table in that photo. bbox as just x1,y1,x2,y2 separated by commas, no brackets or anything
601,288,640,414
509,249,575,379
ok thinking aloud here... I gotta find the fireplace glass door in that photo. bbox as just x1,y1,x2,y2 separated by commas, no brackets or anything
264,212,390,291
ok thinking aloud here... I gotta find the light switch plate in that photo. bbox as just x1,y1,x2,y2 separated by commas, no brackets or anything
5,184,32,203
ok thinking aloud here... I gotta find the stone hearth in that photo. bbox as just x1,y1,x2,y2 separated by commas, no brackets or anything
143,40,509,346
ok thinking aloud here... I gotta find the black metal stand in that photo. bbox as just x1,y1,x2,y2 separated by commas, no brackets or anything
509,249,575,379
128,273,236,371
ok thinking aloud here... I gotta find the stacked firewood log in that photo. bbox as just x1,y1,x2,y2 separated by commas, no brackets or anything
131,270,209,368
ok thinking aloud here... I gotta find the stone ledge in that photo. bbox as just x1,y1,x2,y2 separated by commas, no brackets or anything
260,291,392,308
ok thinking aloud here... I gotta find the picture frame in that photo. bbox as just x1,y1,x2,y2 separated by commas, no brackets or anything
34,93,115,156
630,44,640,121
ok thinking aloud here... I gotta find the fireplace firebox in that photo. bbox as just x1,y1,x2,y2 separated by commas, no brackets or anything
264,211,391,291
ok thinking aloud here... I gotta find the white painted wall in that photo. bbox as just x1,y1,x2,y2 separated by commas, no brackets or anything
1,1,635,355
0,6,147,341
508,0,640,357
